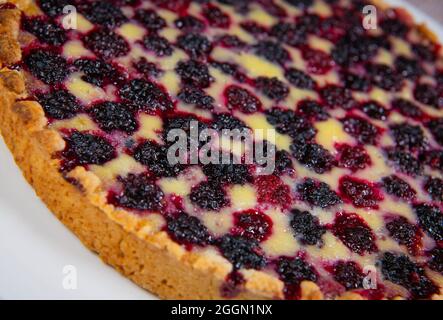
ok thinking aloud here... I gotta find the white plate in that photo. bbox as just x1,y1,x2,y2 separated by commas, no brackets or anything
0,0,441,300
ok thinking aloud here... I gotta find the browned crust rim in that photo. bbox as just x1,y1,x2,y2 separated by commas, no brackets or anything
0,0,441,300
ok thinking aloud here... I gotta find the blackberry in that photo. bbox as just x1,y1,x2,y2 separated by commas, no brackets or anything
84,29,129,59
202,5,230,28
436,73,443,90
114,173,164,211
385,148,423,176
38,90,82,120
381,175,416,201
62,132,116,168
217,0,249,8
255,77,289,101
360,101,389,120
134,9,166,31
386,216,419,249
318,16,347,42
413,44,436,62
23,17,66,46
331,35,379,66
424,177,443,201
297,100,329,121
211,61,238,76
174,15,205,32
253,40,290,65
390,123,426,151
120,79,173,111
39,0,70,17
290,141,334,174
339,176,382,208
323,0,339,4
435,72,442,87
255,175,292,207
395,56,422,80
82,1,127,29
366,63,402,91
217,34,247,48
163,115,207,137
89,102,137,134
336,144,371,172
211,61,244,82
178,86,214,110
332,212,377,255
285,68,316,90
392,98,424,120
24,50,70,85
224,85,261,114
142,34,173,57
74,58,122,87
164,115,209,149
284,0,313,9
379,252,438,299
133,58,162,78
380,18,409,37
302,48,333,75
420,149,443,172
190,181,229,211
296,13,321,33
211,113,247,132
427,118,443,146
413,204,443,242
297,178,342,209
290,209,326,246
211,113,248,131
332,261,365,290
341,72,371,92
261,1,286,18
342,116,379,145
166,212,213,246
202,161,252,185
176,60,213,88
277,256,317,286
414,84,439,108
320,85,356,110
233,210,272,242
133,141,184,178
217,235,266,270
428,247,443,273
177,33,212,59
274,150,293,174
265,108,316,141
240,21,268,37
270,22,306,47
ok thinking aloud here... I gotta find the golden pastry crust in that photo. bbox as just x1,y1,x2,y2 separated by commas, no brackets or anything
0,0,441,300
0,8,21,66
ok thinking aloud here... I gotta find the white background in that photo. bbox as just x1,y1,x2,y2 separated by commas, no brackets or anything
0,0,441,300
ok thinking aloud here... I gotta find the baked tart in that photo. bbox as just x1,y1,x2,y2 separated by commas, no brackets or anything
0,0,442,300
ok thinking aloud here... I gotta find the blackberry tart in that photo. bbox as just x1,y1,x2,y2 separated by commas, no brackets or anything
0,0,442,300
